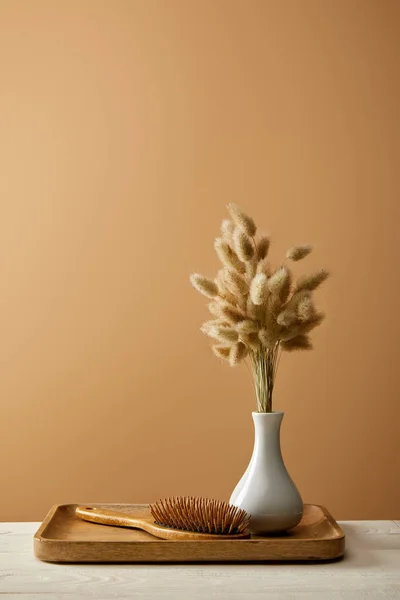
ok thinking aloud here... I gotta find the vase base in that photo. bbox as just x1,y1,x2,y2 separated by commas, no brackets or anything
248,511,303,535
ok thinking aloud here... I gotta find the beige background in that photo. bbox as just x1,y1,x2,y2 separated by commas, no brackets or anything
0,0,399,522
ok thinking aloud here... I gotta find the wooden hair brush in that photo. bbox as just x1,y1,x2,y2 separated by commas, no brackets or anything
76,497,251,540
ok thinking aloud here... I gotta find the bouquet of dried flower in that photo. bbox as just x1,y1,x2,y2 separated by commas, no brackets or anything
190,204,329,412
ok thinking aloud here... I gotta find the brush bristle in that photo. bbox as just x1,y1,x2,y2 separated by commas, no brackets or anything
150,496,251,535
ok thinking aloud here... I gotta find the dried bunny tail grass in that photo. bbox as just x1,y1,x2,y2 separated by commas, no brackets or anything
190,273,219,298
280,269,292,303
216,270,239,306
206,299,225,320
246,296,262,319
279,288,309,318
212,346,231,360
281,334,312,351
250,273,268,306
279,312,325,341
214,238,245,274
297,295,315,321
232,227,254,262
218,302,245,324
224,269,249,299
256,258,269,275
200,319,225,335
264,309,282,341
277,308,298,327
208,296,245,324
267,266,292,307
246,260,257,279
267,267,289,295
239,331,261,351
208,325,239,344
236,319,258,334
278,291,314,328
257,236,270,260
216,269,226,294
208,301,221,318
227,203,256,237
259,329,278,349
229,342,248,366
295,269,330,292
221,219,235,243
286,244,313,261
300,312,325,334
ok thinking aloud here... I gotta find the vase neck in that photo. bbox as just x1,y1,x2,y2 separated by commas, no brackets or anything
252,412,283,456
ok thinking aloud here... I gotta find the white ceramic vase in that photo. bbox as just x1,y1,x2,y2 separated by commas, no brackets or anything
230,411,303,535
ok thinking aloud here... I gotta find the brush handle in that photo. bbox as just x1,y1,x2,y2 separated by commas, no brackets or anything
75,506,249,540
76,506,170,539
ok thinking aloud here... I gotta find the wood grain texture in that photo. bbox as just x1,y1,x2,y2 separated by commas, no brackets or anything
34,503,344,563
1,521,400,599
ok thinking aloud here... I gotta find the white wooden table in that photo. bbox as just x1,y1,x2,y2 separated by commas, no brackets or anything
1,521,399,599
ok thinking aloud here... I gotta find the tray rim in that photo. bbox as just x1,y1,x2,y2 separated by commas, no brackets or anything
34,503,345,563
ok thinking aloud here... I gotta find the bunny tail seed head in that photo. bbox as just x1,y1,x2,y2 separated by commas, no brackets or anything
279,312,325,342
208,325,239,344
236,319,258,334
227,203,256,237
246,295,263,319
286,244,313,261
259,328,278,349
224,269,249,299
221,219,235,243
246,260,257,279
295,269,330,293
250,272,268,306
200,319,225,335
240,331,261,351
218,303,245,324
257,236,270,260
208,301,221,317
280,268,292,303
216,270,238,305
277,309,298,328
267,266,289,295
229,341,248,366
232,227,254,262
214,238,245,274
297,295,315,321
300,312,325,334
190,273,219,298
281,334,313,352
212,346,231,360
256,257,269,275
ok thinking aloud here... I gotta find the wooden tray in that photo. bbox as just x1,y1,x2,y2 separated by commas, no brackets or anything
34,503,345,563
